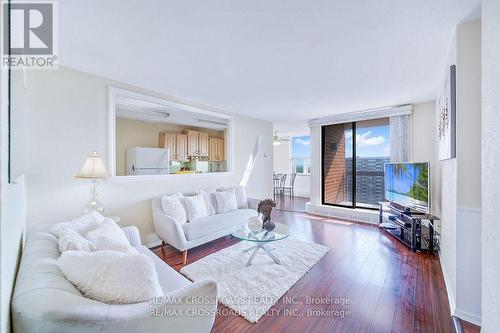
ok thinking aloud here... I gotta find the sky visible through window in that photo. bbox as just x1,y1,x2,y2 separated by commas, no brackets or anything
291,136,311,158
291,136,311,173
345,124,390,158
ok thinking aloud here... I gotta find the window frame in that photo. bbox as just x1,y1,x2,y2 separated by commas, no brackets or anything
107,87,233,182
290,135,311,175
291,157,311,175
321,120,388,211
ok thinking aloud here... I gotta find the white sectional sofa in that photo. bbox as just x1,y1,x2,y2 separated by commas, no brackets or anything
11,226,218,333
152,192,259,263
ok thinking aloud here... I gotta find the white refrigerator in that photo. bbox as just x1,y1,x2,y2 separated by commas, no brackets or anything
126,147,170,175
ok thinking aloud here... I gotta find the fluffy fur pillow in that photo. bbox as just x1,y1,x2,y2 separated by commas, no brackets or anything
161,193,187,224
214,189,238,213
58,229,96,253
51,211,105,238
58,250,163,304
84,218,133,252
182,195,208,222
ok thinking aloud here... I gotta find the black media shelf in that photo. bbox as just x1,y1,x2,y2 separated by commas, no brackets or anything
378,202,440,252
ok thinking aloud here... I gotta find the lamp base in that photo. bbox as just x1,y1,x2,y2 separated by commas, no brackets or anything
83,199,105,215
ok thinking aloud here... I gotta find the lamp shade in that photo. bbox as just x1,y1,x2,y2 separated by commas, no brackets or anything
76,152,109,179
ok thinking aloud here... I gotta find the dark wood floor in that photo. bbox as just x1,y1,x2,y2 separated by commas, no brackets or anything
153,210,479,333
274,195,308,212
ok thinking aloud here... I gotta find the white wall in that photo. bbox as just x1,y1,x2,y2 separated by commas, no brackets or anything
22,66,273,245
293,175,310,198
481,1,500,331
273,141,290,174
0,16,26,333
437,19,482,325
437,29,459,314
455,20,482,324
0,178,25,333
457,20,482,208
309,127,322,205
412,101,439,216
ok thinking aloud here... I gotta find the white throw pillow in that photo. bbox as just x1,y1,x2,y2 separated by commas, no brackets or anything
214,189,238,213
58,250,163,304
234,186,249,208
161,193,187,224
50,211,105,237
220,186,249,209
58,230,96,253
84,218,132,252
182,195,208,222
197,188,217,215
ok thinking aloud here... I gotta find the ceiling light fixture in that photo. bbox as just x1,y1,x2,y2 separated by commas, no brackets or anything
116,102,170,118
197,119,227,126
273,131,290,146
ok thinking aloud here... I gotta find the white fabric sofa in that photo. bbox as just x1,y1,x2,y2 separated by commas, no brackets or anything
12,226,218,333
152,194,259,263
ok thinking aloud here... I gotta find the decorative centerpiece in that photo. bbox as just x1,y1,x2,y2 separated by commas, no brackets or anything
257,199,276,232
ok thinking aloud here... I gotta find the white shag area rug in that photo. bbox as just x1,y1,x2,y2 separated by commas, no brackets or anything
180,237,329,323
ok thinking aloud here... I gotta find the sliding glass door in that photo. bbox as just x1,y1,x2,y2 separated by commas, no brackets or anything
322,123,353,207
355,118,390,209
322,118,390,209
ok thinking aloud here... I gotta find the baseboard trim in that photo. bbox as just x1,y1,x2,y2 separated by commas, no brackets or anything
439,251,456,315
454,308,482,326
438,251,482,327
457,205,481,213
293,191,311,198
305,202,379,225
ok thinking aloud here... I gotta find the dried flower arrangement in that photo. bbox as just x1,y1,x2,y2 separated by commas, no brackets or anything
257,199,276,231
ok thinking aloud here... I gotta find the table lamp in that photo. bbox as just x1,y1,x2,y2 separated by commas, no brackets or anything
76,151,109,214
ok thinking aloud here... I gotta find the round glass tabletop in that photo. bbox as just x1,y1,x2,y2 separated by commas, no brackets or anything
232,216,289,243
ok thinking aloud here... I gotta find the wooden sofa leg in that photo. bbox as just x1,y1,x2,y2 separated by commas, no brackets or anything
182,250,188,265
161,241,166,247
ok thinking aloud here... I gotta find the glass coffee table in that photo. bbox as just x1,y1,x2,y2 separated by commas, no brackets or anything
232,217,289,267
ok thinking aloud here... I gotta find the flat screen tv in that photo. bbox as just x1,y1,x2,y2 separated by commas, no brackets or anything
384,162,430,213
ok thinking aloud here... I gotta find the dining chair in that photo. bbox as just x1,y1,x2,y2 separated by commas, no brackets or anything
273,173,287,197
283,173,297,197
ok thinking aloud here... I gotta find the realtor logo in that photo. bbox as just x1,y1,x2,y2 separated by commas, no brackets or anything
2,1,58,68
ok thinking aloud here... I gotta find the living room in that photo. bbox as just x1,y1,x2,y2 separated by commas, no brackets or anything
1,1,499,333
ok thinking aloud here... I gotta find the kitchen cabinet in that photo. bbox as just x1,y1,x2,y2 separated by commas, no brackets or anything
217,138,225,161
158,132,177,160
209,138,218,161
198,132,209,156
185,130,209,157
176,134,188,161
159,132,189,161
209,138,225,161
186,130,199,156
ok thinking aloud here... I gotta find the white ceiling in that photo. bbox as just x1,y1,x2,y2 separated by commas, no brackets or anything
58,0,480,122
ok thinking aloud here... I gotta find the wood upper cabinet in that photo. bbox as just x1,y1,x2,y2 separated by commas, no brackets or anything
209,138,218,161
186,130,199,156
209,138,225,161
159,132,177,160
185,130,209,157
216,138,225,161
161,130,211,160
176,134,188,161
198,132,209,156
